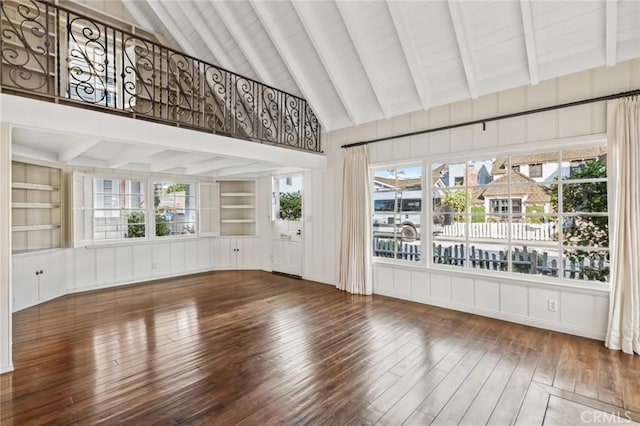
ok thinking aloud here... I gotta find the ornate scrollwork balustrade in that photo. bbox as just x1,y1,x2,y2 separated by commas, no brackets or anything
0,0,321,153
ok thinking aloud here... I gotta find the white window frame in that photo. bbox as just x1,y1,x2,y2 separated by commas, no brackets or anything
72,172,221,247
92,177,147,242
370,135,610,290
371,162,426,265
427,139,609,287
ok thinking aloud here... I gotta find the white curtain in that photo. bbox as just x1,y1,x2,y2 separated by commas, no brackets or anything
606,96,640,355
338,146,372,295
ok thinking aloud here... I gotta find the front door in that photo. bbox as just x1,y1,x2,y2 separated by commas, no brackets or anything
271,174,303,277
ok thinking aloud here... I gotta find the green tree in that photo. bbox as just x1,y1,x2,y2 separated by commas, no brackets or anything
279,191,302,220
126,211,146,238
471,206,485,223
155,214,170,237
126,211,170,237
441,189,466,221
550,159,608,281
166,183,187,194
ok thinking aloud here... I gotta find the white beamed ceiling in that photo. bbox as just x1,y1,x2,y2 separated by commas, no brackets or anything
120,0,640,132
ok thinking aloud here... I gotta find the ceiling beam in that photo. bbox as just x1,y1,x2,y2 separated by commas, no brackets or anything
210,1,279,86
520,0,540,85
58,137,102,163
251,1,333,130
107,146,166,169
176,2,233,70
447,1,478,99
386,1,431,110
335,1,389,118
605,0,618,66
292,2,358,126
144,0,197,57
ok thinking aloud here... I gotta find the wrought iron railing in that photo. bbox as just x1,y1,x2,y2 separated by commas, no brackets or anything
0,0,321,152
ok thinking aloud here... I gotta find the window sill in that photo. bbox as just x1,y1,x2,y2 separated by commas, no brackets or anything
86,234,206,249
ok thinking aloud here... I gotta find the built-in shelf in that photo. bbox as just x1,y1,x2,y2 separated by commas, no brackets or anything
221,205,255,209
220,192,255,197
218,181,256,237
12,224,61,232
12,182,59,191
12,202,61,209
11,161,63,254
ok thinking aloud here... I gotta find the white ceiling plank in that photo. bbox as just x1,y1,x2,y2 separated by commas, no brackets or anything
12,144,59,163
335,1,390,118
292,2,358,126
107,146,167,169
214,162,279,178
144,0,198,57
447,1,479,99
176,2,233,70
149,152,207,172
606,0,618,66
520,0,540,85
188,158,254,175
249,1,332,131
386,1,431,110
210,1,279,87
58,137,102,163
121,0,172,47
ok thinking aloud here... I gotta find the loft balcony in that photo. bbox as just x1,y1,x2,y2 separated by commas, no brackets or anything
0,0,321,154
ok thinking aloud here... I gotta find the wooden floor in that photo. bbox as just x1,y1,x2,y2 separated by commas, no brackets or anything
1,271,639,425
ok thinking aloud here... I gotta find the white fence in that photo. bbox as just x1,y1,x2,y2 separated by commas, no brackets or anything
440,222,557,241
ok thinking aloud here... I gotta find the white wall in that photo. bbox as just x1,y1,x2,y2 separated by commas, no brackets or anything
0,124,13,373
306,57,640,340
12,235,269,312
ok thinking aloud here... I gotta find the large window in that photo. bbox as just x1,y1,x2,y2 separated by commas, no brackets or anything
73,174,212,247
372,166,423,262
431,146,609,283
93,179,145,241
153,181,196,236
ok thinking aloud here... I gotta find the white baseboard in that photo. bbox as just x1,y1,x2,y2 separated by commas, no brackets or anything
67,267,221,295
0,363,14,375
302,274,335,286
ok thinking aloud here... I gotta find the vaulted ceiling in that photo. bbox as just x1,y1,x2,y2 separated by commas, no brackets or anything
121,0,640,132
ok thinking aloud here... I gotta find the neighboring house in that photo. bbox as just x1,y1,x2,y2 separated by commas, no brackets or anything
491,147,607,183
472,170,551,217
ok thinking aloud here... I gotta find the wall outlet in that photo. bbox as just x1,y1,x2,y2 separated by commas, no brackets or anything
152,262,157,270
548,299,558,312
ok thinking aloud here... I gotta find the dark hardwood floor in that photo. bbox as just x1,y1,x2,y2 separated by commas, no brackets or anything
1,271,639,425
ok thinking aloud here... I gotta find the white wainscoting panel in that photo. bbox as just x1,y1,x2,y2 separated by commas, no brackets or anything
115,246,133,283
373,263,609,340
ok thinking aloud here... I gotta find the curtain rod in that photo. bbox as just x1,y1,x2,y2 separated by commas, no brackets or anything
341,89,640,149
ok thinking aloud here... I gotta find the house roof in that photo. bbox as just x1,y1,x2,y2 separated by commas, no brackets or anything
472,170,550,204
431,164,447,186
374,177,421,189
491,147,607,175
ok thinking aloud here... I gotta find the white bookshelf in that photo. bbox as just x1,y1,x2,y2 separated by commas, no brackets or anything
218,180,256,236
11,161,63,254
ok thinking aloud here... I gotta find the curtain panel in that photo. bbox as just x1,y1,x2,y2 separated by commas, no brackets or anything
338,146,372,295
606,96,640,355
